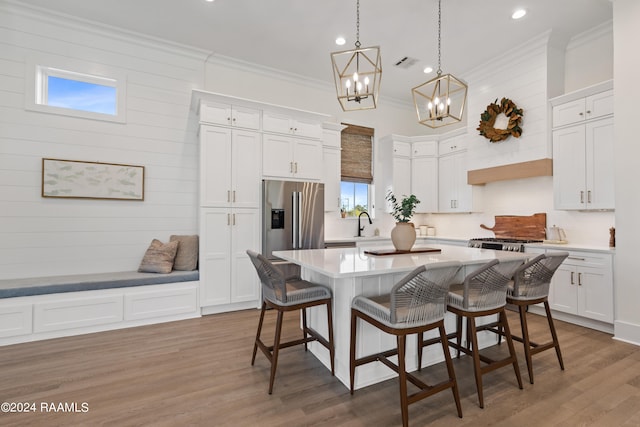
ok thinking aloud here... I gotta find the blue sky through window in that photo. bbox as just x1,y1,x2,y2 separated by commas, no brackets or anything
340,181,369,216
47,76,116,115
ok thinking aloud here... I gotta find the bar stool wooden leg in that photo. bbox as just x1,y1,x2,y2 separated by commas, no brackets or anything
545,300,565,370
252,302,267,366
455,314,463,358
349,309,357,394
468,317,485,408
518,304,535,384
326,301,336,375
439,324,463,418
501,310,524,390
397,334,409,427
417,333,424,371
268,310,284,395
302,307,308,352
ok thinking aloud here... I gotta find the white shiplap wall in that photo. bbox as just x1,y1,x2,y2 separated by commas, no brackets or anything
463,33,559,171
0,3,207,279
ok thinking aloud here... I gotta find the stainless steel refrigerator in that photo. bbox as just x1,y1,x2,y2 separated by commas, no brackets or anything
262,180,324,261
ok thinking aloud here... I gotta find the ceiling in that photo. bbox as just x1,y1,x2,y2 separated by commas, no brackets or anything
18,0,613,105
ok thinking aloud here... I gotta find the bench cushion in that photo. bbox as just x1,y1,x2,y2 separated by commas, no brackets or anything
0,270,199,298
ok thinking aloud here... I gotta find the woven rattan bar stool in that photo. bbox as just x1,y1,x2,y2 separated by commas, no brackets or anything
247,250,335,394
419,259,524,409
350,261,463,427
499,252,569,384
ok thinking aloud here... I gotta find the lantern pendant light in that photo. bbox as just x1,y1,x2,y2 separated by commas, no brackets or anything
330,0,382,111
412,0,467,128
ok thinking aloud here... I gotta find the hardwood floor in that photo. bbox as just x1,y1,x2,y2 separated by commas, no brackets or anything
1,309,640,426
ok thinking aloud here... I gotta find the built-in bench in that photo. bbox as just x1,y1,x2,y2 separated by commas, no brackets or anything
0,270,201,346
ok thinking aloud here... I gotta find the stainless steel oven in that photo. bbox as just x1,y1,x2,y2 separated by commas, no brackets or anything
468,237,542,253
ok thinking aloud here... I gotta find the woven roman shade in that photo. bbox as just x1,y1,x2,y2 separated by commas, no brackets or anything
341,124,374,184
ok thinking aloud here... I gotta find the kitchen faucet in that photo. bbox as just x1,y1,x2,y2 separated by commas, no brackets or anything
357,211,372,237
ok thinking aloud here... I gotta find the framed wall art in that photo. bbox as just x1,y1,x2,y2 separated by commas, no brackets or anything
42,158,145,201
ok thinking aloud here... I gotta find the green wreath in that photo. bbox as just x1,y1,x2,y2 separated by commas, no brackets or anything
477,97,523,142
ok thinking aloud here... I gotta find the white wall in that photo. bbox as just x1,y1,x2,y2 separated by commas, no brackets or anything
613,0,640,344
564,21,614,93
0,3,206,279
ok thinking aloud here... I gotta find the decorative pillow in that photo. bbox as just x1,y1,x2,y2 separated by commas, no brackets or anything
170,235,199,271
138,239,179,274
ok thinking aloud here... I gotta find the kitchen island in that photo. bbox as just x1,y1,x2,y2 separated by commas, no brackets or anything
273,244,529,390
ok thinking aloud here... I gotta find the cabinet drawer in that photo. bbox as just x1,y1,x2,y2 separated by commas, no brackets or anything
552,90,613,128
34,294,123,333
412,141,437,157
263,112,322,139
200,103,260,130
393,141,411,157
563,251,611,269
438,137,467,154
124,284,198,321
0,304,33,338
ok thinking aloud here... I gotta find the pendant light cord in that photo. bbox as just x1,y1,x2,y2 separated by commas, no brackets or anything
437,0,442,76
355,0,361,48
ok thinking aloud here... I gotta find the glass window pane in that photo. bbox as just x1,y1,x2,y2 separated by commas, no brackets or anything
47,76,117,115
340,181,369,217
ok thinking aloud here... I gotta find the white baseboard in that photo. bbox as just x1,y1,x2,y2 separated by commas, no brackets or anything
613,320,640,347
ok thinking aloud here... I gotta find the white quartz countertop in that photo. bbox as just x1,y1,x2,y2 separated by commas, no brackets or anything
273,244,529,279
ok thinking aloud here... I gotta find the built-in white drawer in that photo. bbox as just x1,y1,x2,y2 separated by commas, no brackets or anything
124,283,199,321
393,141,411,157
0,303,33,338
33,294,123,333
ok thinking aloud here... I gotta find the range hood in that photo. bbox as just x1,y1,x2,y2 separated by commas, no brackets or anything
467,158,552,185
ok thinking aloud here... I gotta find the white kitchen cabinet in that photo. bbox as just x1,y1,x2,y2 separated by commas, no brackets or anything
548,250,613,324
437,134,479,213
263,111,323,139
393,156,411,198
200,102,260,130
199,208,260,308
411,154,438,213
552,89,613,128
263,134,322,180
553,116,614,210
200,125,261,208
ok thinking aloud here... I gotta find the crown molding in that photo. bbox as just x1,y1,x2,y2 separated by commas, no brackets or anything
2,0,211,62
566,19,613,51
462,30,553,83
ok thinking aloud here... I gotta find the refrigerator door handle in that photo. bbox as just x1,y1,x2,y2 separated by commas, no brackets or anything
297,192,303,248
292,191,299,249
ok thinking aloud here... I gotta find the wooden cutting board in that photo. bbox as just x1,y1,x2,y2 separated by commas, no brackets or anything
480,213,547,240
364,248,442,256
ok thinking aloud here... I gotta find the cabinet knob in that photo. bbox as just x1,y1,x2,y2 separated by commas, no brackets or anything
586,110,591,114
579,112,584,116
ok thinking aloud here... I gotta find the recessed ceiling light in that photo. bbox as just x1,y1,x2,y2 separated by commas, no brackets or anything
423,66,433,74
335,37,346,46
205,0,214,3
512,9,526,20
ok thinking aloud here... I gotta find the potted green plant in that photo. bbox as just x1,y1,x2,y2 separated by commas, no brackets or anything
385,191,421,251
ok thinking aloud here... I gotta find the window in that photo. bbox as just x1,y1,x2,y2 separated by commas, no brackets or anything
340,124,374,218
27,64,126,123
340,181,372,217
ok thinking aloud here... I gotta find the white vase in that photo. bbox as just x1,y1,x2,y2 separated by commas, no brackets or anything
390,222,416,251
